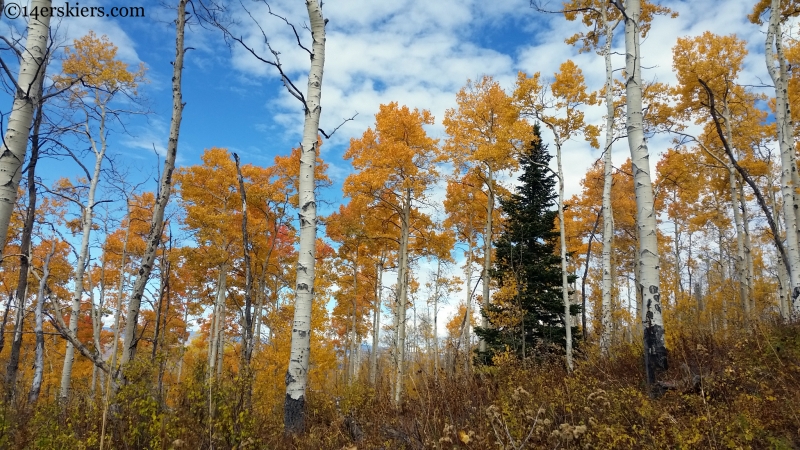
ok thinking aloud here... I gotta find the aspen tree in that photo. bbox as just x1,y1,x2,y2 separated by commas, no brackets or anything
444,170,487,369
277,0,328,432
614,0,668,387
4,72,46,400
0,0,51,256
53,32,144,400
514,61,599,371
344,103,440,406
444,77,530,359
671,33,762,324
121,0,187,370
559,0,673,351
750,0,800,316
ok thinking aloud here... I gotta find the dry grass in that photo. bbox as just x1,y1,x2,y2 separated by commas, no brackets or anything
1,322,798,449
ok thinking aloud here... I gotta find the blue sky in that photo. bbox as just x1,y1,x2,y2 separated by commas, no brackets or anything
4,0,774,200
0,0,782,331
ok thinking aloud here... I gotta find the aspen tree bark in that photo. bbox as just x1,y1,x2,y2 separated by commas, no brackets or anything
60,105,110,401
461,236,474,373
722,101,751,322
739,180,755,316
718,228,728,332
581,211,601,337
284,0,326,434
348,256,358,385
432,259,441,377
176,305,190,382
0,0,50,255
109,201,131,379
99,202,131,440
6,274,28,398
765,0,800,316
479,167,494,356
370,261,382,385
556,143,573,371
622,0,667,386
151,252,169,362
209,264,227,379
393,188,411,407
120,0,186,369
600,5,615,356
769,164,790,319
89,269,98,394
729,167,749,319
253,280,264,356
0,297,10,356
673,215,681,303
234,153,255,366
5,80,44,399
28,240,55,404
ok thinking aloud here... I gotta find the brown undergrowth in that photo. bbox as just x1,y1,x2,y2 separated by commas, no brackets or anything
0,322,798,449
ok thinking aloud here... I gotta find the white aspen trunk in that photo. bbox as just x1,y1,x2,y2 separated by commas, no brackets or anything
556,140,573,371
461,236,474,373
92,250,108,397
176,304,190,383
432,259,441,377
5,83,44,400
100,204,132,447
209,264,227,378
6,270,28,397
60,114,108,401
109,202,131,381
673,208,681,307
739,180,754,316
29,241,55,404
723,101,750,323
233,153,254,367
89,269,98,396
0,0,51,255
216,278,226,380
600,5,615,356
766,0,800,317
348,256,358,384
120,0,186,369
284,0,326,434
718,228,728,332
393,189,411,407
370,261,382,385
776,21,800,256
624,0,667,386
729,167,749,320
253,282,263,356
769,182,790,319
208,284,218,373
479,167,494,356
392,270,400,391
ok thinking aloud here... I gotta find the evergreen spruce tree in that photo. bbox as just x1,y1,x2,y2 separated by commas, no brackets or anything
475,124,579,363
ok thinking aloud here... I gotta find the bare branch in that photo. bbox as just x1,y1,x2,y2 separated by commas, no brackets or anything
318,112,358,139
264,1,312,55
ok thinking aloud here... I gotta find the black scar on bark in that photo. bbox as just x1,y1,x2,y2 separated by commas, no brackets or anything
643,323,668,396
284,393,306,434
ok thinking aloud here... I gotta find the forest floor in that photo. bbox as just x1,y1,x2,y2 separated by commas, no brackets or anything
1,322,799,449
